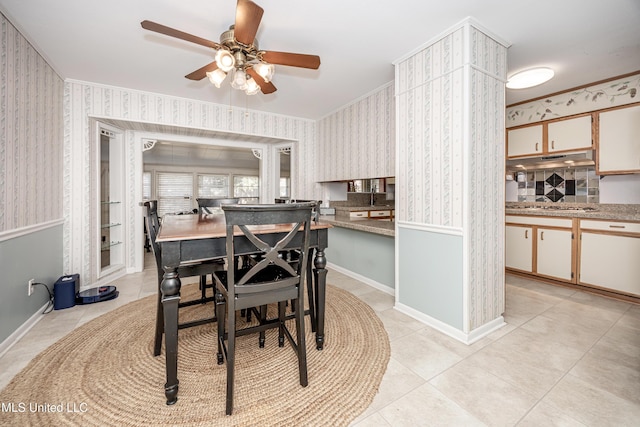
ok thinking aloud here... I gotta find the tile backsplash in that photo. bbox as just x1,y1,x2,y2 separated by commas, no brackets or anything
515,167,599,203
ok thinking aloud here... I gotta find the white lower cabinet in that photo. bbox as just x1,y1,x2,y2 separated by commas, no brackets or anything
536,228,573,281
506,216,574,282
349,211,368,220
507,215,640,298
505,225,533,273
579,223,640,296
369,210,391,218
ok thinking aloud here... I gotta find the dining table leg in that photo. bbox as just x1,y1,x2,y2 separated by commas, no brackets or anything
160,267,181,405
313,249,327,350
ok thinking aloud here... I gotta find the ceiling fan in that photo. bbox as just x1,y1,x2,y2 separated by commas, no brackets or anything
141,0,320,95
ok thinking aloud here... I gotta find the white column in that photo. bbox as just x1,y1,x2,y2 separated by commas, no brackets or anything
394,18,509,344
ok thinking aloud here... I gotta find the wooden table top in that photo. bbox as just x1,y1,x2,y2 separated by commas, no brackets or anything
156,213,332,243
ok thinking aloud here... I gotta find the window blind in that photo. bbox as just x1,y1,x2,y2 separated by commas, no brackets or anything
197,174,229,198
157,172,193,217
233,175,259,204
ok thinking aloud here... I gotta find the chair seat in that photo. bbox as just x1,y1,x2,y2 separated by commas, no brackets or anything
214,266,298,308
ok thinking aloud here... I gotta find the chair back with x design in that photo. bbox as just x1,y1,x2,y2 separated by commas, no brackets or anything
213,202,315,415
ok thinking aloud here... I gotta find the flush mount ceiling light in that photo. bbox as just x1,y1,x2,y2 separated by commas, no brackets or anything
506,67,555,89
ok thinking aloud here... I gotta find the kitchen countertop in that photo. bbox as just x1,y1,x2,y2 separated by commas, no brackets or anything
319,215,395,237
322,203,639,237
505,202,640,222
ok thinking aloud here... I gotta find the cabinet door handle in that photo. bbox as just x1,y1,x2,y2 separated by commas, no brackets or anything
551,140,555,150
535,142,539,151
541,231,544,240
525,230,528,239
609,225,626,229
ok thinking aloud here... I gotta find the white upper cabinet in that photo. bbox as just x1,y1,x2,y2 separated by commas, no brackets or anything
547,115,593,153
507,125,543,158
597,104,640,174
507,115,594,159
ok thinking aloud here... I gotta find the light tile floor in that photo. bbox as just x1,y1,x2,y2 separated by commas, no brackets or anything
1,255,639,426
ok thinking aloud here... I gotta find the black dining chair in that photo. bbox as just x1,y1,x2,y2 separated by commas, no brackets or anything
195,198,241,295
213,202,314,415
143,200,225,357
290,199,322,223
275,199,322,326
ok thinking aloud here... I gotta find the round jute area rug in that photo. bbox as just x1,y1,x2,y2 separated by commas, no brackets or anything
0,283,390,426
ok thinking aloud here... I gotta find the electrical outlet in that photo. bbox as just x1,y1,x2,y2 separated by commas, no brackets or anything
28,279,35,296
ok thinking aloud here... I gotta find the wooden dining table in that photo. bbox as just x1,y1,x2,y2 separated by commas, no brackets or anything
155,211,331,405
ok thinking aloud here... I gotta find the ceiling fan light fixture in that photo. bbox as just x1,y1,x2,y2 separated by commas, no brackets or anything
215,50,236,72
253,62,274,83
206,69,227,88
231,68,248,90
245,77,260,95
506,67,555,89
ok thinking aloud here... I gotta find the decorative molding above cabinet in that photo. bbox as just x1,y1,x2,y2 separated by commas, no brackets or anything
506,72,640,128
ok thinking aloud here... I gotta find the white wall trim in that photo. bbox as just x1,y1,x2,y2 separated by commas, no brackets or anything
0,302,49,358
327,263,395,296
395,302,506,345
0,219,64,243
396,221,464,236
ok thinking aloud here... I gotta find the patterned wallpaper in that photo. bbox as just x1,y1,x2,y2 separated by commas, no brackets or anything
64,81,321,284
316,83,395,182
506,73,640,128
0,14,64,234
395,21,507,333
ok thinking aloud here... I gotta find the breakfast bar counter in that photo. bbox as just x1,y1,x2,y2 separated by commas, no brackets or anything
319,215,395,237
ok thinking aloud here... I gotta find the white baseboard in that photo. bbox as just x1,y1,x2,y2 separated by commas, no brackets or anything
394,302,506,345
0,302,49,358
325,264,506,346
327,262,395,296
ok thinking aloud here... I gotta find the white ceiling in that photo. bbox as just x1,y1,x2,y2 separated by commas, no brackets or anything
1,0,639,121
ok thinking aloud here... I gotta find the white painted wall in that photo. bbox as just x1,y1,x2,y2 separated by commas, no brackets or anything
599,174,640,204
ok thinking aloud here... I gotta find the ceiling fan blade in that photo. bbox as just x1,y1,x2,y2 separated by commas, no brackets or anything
246,68,277,94
185,61,219,81
141,20,222,50
234,0,264,45
261,51,321,69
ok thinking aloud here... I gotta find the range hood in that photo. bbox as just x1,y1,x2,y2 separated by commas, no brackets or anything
506,151,595,172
